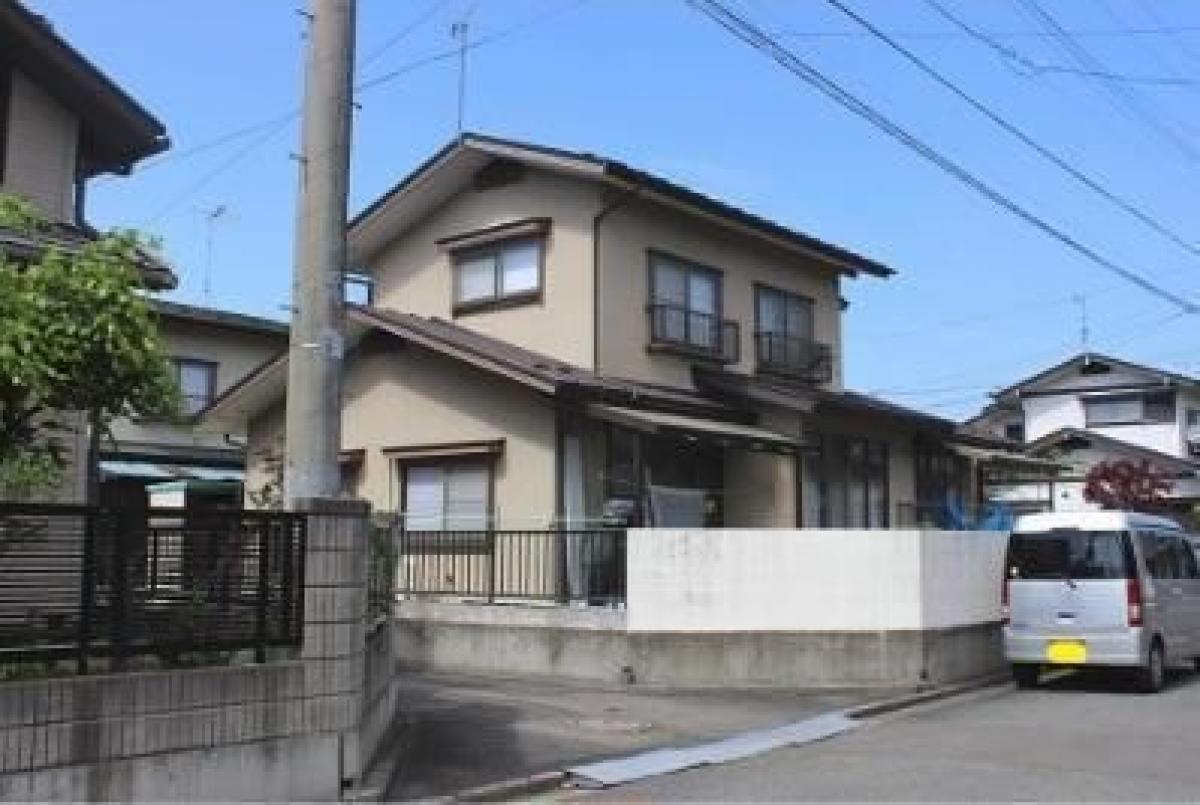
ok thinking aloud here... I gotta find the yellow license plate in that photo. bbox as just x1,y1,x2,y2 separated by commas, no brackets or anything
1046,640,1087,664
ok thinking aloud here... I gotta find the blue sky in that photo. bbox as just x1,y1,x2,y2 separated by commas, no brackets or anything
26,0,1200,419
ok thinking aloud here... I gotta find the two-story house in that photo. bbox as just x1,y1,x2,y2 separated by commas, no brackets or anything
1,0,176,502
205,134,1029,533
967,352,1200,516
99,299,289,510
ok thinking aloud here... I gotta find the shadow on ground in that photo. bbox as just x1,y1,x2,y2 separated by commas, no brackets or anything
385,671,887,800
1036,665,1200,695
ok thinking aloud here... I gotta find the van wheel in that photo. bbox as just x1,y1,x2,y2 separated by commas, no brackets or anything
1012,664,1039,689
1138,641,1165,693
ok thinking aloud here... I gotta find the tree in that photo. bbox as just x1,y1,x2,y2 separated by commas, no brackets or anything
1083,459,1173,512
0,194,178,499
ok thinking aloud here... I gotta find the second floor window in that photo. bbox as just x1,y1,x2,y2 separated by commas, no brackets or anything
756,286,813,351
649,253,722,351
452,236,542,311
174,358,217,416
1084,391,1175,426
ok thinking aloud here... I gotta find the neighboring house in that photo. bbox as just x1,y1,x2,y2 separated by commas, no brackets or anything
1,0,174,502
99,300,288,510
204,133,1032,530
967,352,1200,516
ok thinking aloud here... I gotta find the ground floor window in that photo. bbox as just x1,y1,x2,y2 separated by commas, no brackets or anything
602,425,723,526
913,438,970,517
399,460,491,530
800,433,889,528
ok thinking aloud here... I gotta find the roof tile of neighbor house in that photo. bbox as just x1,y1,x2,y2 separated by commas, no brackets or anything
150,298,288,335
1,0,169,174
1028,426,1200,475
0,221,176,289
992,352,1200,400
349,132,896,278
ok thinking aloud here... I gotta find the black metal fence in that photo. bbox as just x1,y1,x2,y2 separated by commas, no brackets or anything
0,504,305,672
754,332,833,383
395,529,627,606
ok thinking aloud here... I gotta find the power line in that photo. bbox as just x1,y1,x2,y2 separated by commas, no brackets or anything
773,24,1200,42
1012,0,1200,162
825,0,1200,262
919,1,1200,89
684,0,1200,315
359,0,447,68
134,0,593,225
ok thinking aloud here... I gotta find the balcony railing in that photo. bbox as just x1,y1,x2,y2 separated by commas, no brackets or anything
648,303,739,364
754,332,833,383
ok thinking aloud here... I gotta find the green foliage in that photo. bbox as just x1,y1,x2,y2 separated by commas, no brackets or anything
0,194,179,496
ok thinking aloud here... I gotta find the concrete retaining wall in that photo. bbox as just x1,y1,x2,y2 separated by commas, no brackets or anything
395,529,1009,688
394,602,1004,688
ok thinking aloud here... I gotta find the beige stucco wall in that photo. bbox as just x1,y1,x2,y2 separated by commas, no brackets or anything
2,70,79,222
246,340,559,528
596,198,845,391
108,316,286,455
367,167,604,369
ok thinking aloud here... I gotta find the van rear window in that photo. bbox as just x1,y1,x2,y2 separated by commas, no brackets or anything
1007,530,1133,580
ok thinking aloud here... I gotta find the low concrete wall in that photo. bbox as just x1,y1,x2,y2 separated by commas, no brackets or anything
0,502,401,802
0,662,346,802
394,603,1003,688
628,529,1007,632
395,529,1009,688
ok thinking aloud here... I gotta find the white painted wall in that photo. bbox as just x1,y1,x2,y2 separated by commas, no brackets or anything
627,528,1007,632
1023,395,1083,442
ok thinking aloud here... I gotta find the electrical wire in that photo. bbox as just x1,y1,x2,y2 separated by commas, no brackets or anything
919,1,1200,89
771,24,1200,42
358,0,448,69
1012,0,1200,162
827,0,1200,262
684,0,1200,315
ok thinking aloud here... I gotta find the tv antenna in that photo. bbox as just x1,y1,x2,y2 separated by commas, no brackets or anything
1072,294,1089,351
451,3,479,134
196,204,228,304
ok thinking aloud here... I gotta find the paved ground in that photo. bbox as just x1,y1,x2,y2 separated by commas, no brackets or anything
385,671,889,800
561,667,1200,802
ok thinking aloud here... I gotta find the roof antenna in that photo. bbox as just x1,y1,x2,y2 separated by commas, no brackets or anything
197,204,228,305
451,3,478,135
1073,294,1089,353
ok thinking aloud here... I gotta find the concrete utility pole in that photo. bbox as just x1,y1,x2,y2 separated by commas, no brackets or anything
285,0,356,506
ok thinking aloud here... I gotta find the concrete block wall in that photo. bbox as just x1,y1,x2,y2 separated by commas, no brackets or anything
0,501,398,802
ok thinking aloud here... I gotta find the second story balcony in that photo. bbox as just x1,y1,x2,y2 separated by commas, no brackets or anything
648,303,739,364
754,332,833,384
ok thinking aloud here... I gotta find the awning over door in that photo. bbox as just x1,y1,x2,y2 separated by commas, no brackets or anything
99,460,245,483
587,404,798,454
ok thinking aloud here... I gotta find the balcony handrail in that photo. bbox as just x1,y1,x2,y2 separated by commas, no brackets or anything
647,301,739,364
754,330,832,382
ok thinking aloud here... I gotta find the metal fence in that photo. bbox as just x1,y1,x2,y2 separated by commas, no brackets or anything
395,529,627,606
0,504,305,672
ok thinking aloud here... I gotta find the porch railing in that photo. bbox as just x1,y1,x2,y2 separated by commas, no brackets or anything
395,529,627,606
0,504,305,672
647,303,739,364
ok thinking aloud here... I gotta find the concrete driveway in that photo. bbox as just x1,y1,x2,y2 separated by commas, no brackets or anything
572,668,1200,802
385,671,889,801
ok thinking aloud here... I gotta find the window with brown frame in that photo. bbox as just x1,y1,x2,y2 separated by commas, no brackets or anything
173,358,218,416
452,235,543,313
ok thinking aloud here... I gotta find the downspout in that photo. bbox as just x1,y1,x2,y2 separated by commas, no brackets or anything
591,182,642,374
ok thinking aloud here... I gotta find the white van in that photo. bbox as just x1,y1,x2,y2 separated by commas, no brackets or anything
1003,511,1200,692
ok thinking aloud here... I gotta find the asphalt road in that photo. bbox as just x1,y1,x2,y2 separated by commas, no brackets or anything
575,668,1200,802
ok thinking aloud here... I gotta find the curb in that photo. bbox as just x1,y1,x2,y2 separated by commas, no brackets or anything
454,771,568,802
430,674,1011,803
845,672,1011,720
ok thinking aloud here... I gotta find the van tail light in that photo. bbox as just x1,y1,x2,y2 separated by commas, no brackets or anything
1001,577,1011,626
1127,578,1144,627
